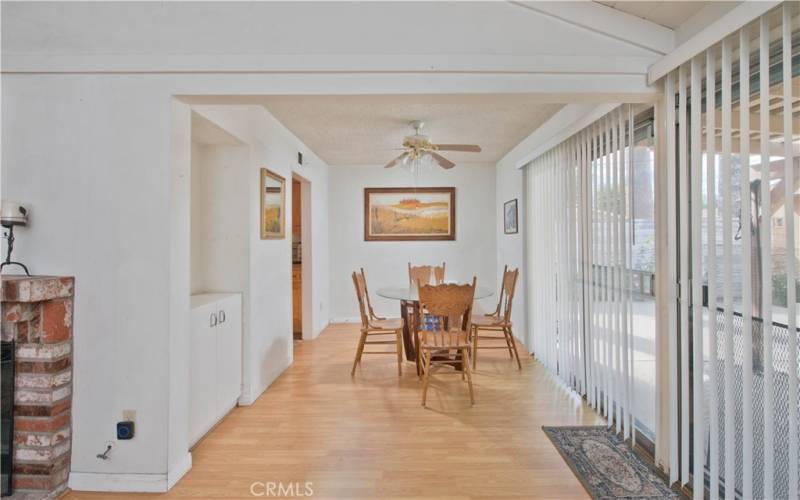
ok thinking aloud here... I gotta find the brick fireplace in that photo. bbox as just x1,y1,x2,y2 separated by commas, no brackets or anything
1,276,74,499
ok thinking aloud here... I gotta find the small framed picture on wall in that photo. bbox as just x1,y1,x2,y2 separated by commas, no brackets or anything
260,168,286,239
504,199,518,234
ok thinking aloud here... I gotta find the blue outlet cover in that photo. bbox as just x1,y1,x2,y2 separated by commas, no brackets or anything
117,421,134,440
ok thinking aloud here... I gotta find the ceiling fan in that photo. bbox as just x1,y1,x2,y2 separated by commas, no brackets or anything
384,120,482,170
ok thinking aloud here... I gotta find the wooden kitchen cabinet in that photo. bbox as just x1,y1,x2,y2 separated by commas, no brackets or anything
292,180,302,239
292,264,302,334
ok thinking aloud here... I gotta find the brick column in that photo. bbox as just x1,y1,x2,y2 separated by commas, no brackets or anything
1,276,74,499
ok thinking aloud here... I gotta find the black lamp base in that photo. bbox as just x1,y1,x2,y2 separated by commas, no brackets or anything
0,261,29,276
1,226,30,276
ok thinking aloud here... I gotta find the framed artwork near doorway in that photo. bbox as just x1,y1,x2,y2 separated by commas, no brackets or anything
260,168,286,239
504,199,518,234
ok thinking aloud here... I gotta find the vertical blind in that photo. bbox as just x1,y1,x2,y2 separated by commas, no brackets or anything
526,105,638,438
526,4,799,499
657,4,799,499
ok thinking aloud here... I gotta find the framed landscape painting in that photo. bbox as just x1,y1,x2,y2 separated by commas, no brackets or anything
364,187,456,241
260,168,286,239
504,198,518,234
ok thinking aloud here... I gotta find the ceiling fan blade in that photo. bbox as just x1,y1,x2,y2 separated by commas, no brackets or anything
434,144,482,153
384,152,408,168
430,152,455,169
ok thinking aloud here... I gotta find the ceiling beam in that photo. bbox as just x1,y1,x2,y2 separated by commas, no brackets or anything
648,1,780,83
1,53,655,75
509,1,675,55
499,103,619,169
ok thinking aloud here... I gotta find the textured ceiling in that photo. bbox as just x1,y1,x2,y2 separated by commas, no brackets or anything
596,1,718,29
261,95,564,166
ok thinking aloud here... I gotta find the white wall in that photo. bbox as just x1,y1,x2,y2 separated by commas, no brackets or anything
0,82,329,491
168,100,193,488
328,164,497,321
0,75,175,486
190,143,249,295
190,106,331,403
494,160,529,347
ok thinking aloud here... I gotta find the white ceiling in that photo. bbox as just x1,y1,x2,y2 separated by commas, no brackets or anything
191,112,242,146
596,1,720,30
261,95,564,166
3,2,657,58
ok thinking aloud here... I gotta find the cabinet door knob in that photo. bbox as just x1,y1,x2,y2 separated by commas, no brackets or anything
219,310,226,324
210,312,218,327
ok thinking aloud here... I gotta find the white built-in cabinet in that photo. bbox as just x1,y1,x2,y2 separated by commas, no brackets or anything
189,293,242,447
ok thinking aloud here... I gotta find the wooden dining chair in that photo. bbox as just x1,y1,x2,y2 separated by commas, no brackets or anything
470,266,522,370
351,270,404,376
408,262,446,287
417,278,477,406
407,262,446,371
360,267,383,322
431,262,445,285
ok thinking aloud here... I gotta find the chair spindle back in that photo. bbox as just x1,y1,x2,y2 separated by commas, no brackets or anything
490,265,508,316
500,268,519,323
418,278,477,339
360,267,383,321
352,271,371,329
408,262,446,286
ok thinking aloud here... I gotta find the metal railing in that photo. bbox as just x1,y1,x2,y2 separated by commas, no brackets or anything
588,264,656,298
701,286,799,499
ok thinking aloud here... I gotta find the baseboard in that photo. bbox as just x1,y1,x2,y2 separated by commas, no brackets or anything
167,452,192,490
68,471,169,493
238,383,253,406
304,321,330,340
68,452,192,493
329,317,360,324
238,391,255,406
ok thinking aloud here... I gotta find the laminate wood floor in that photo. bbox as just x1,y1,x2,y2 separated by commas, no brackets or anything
64,323,601,499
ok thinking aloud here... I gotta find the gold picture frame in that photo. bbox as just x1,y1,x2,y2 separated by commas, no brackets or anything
260,168,286,239
364,187,456,241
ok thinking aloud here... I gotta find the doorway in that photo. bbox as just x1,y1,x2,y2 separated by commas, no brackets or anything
292,174,312,341
292,177,303,339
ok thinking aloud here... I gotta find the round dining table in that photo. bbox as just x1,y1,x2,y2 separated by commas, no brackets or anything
376,285,494,371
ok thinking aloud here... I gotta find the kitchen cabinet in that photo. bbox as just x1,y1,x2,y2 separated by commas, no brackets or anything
292,264,302,334
292,180,302,239
189,293,242,447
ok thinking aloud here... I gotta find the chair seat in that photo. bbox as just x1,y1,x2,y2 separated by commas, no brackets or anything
420,329,471,349
472,315,510,327
368,317,403,330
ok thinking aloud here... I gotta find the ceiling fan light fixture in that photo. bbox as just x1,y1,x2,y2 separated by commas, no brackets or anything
406,152,438,177
383,120,481,172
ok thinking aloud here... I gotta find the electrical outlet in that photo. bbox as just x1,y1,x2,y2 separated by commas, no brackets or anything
117,421,135,440
122,409,136,422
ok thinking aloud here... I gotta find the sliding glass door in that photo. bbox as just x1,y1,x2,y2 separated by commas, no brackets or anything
663,5,800,497
526,105,657,446
630,124,658,444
